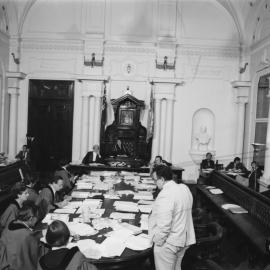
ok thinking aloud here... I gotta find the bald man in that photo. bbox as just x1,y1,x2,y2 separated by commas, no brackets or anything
82,145,104,164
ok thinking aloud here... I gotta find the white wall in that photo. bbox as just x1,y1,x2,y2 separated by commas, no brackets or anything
1,0,243,179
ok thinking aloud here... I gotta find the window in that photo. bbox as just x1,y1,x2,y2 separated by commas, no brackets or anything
254,75,269,166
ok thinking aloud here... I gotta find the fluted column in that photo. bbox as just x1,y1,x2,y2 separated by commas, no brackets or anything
159,99,167,157
80,94,89,159
149,78,182,162
6,72,26,159
261,88,270,188
88,96,96,150
164,98,174,161
94,96,101,145
151,99,161,159
8,88,19,159
231,81,250,158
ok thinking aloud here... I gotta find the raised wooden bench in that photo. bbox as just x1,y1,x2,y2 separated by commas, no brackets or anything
196,171,270,265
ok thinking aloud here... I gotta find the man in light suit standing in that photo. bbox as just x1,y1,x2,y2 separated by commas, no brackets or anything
149,165,196,270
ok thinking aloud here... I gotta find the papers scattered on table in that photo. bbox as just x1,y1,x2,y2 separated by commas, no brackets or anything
83,199,103,207
67,222,97,236
134,191,153,200
76,182,93,190
138,205,152,214
42,213,70,224
136,183,155,190
221,203,248,214
104,194,120,199
92,218,120,230
117,190,135,196
114,201,139,213
141,179,155,184
110,212,135,220
93,182,111,191
71,191,90,199
64,201,83,209
138,173,150,177
140,214,149,231
138,200,153,205
53,208,77,214
89,192,102,197
208,188,223,195
125,234,152,250
120,222,142,235
67,239,102,259
99,236,126,257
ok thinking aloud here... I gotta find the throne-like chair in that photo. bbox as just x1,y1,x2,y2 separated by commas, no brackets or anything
100,94,149,167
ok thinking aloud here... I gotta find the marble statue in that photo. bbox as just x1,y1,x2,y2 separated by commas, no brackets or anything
194,126,211,151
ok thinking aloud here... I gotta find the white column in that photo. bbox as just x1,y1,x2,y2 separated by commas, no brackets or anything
151,98,161,159
88,96,95,150
93,96,101,145
8,88,19,159
159,99,167,157
164,98,174,162
235,97,248,156
80,95,89,159
6,72,26,159
231,81,250,158
261,89,270,187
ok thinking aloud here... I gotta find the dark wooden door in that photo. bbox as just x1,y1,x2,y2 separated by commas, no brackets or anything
27,80,74,172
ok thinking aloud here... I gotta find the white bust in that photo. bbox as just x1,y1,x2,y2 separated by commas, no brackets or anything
194,126,211,151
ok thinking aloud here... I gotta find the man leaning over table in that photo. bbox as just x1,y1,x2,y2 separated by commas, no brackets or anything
149,165,196,270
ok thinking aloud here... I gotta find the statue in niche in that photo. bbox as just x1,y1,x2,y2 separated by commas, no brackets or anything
194,126,211,151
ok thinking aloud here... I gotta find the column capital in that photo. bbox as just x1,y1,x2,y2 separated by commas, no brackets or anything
6,72,26,89
231,80,250,104
8,88,19,95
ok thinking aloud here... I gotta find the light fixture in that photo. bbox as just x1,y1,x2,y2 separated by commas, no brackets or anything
155,56,175,71
84,53,104,68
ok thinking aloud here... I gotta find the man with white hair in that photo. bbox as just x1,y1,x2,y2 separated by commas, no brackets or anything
82,145,104,164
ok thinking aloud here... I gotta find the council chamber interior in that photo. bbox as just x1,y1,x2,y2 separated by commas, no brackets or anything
0,0,270,269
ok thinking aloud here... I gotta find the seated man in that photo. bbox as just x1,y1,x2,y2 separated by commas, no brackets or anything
225,157,248,174
0,202,43,270
113,139,129,157
36,176,69,214
15,145,30,165
150,155,172,175
248,161,263,192
201,152,215,170
82,144,104,164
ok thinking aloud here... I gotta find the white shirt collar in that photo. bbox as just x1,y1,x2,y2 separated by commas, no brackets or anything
162,180,176,189
49,184,56,196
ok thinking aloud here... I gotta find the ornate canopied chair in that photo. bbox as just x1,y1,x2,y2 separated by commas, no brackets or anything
100,94,149,167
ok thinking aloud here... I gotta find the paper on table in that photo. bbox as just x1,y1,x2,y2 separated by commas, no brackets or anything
67,222,97,236
138,200,153,205
53,208,76,214
104,194,120,199
113,201,138,212
125,234,152,250
76,182,93,190
43,213,69,224
106,228,134,241
64,201,83,209
138,205,152,214
71,191,90,199
133,194,153,200
120,222,142,235
209,188,223,195
110,212,135,220
99,236,126,257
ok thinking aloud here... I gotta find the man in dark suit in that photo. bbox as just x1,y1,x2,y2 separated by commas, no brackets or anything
82,145,104,164
248,161,263,192
201,152,215,169
225,157,248,174
16,145,31,165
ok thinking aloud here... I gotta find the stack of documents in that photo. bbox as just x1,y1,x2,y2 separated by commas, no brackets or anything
93,182,111,191
64,201,83,209
138,205,152,214
110,212,135,220
114,201,139,212
221,203,248,214
83,199,103,208
134,191,153,200
209,188,223,195
71,191,90,199
54,208,77,214
76,182,92,190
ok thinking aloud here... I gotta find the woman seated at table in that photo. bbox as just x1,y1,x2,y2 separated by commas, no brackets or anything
225,157,248,174
201,152,215,170
0,182,29,230
0,202,44,270
38,220,97,270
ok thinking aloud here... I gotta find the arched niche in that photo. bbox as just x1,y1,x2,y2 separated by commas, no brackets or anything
191,108,215,153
